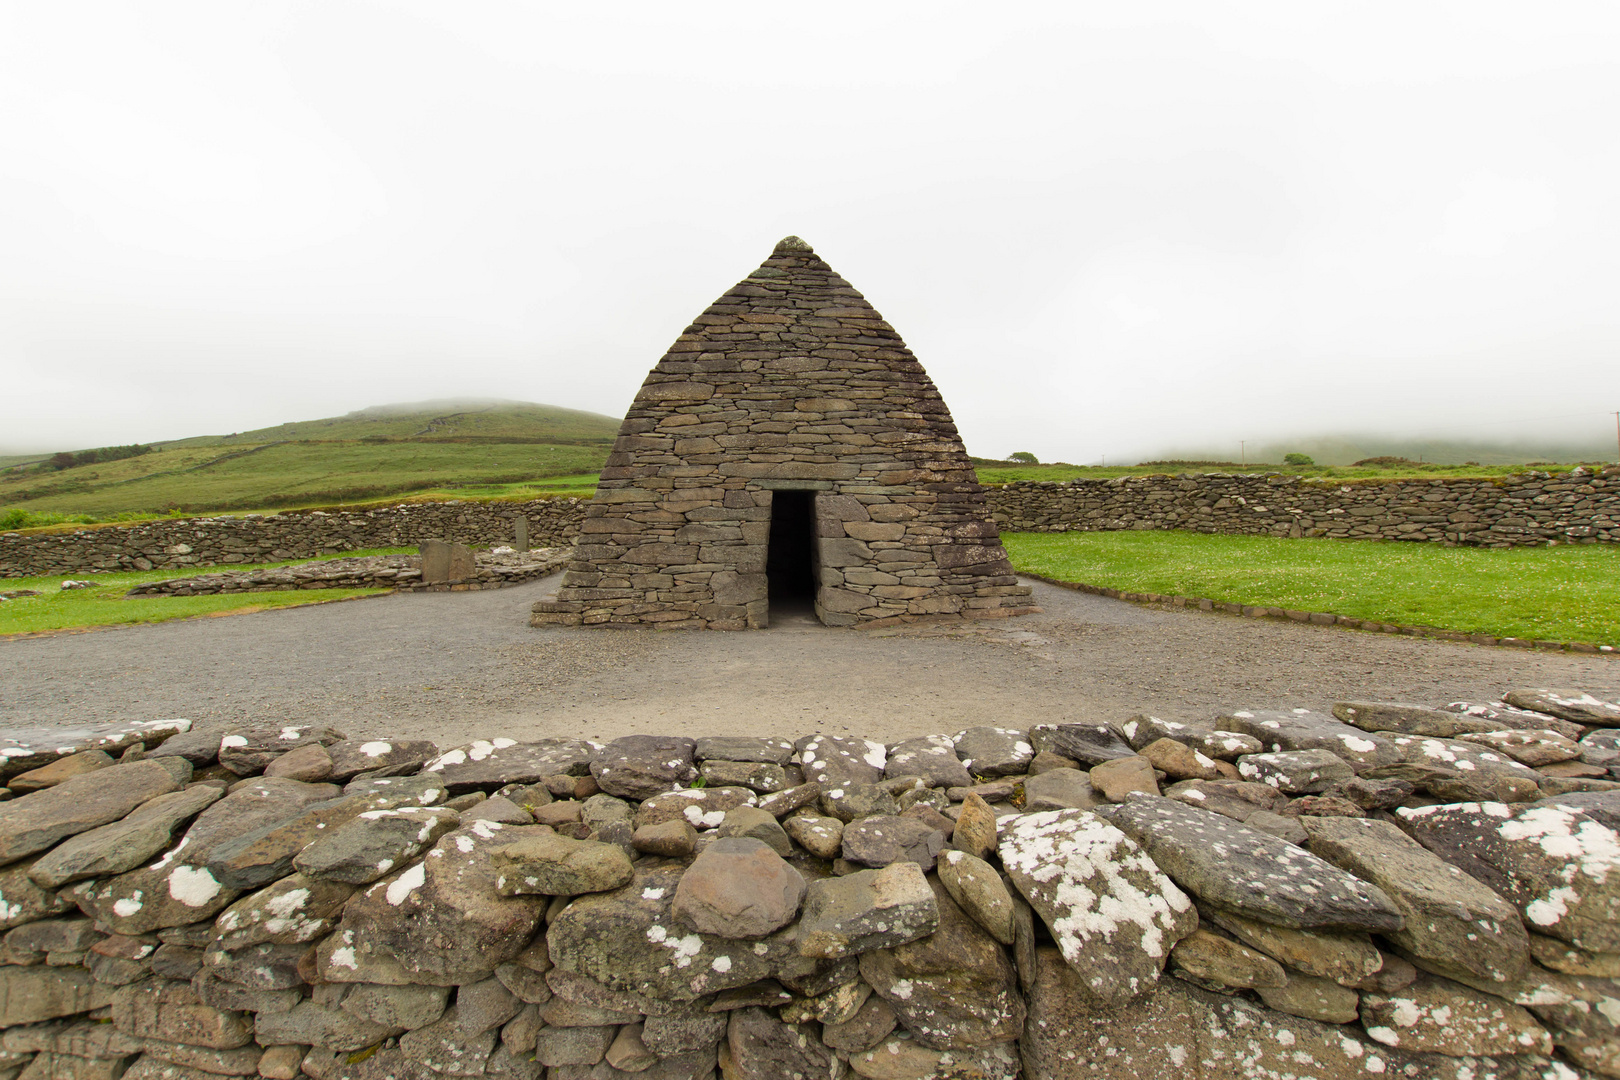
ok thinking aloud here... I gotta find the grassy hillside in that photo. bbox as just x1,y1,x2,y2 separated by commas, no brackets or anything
1141,434,1617,468
159,399,619,448
2,400,616,522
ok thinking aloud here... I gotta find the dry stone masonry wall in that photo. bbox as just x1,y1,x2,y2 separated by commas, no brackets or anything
533,237,1034,629
1,502,586,580
1,690,1619,1080
7,467,1619,583
986,467,1620,547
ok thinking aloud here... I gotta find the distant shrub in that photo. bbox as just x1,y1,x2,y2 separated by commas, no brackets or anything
1009,451,1039,464
44,444,153,471
1283,453,1315,466
1352,456,1418,467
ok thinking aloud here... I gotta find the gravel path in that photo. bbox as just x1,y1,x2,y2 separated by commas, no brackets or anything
2,575,1614,745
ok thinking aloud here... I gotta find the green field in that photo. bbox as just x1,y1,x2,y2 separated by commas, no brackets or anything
0,549,419,636
1003,530,1620,646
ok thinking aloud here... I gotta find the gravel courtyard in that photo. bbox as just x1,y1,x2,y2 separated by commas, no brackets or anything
1,574,1613,746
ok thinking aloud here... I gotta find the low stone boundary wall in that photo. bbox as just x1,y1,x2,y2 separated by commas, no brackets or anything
124,550,571,598
1,500,587,579
0,690,1617,1080
7,467,1619,579
985,467,1620,546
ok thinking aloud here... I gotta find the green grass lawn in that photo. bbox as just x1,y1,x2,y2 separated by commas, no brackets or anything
0,548,415,636
1002,530,1620,645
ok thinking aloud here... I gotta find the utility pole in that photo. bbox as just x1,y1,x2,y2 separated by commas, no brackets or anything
1240,440,1246,466
1613,411,1619,462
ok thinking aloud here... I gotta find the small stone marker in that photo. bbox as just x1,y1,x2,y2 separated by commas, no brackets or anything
420,540,476,584
513,516,529,552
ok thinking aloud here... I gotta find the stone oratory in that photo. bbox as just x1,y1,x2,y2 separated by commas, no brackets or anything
533,237,1035,629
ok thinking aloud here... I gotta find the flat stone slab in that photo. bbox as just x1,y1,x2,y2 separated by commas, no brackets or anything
327,740,440,782
1333,700,1511,738
950,726,1033,777
590,735,697,800
794,735,886,786
692,737,794,765
1030,723,1136,766
293,805,461,885
1099,795,1403,932
1216,709,1401,771
218,725,344,775
0,760,184,866
1398,800,1620,953
0,719,191,783
1235,749,1356,793
883,735,971,788
1302,815,1528,984
1504,688,1620,727
28,784,225,888
998,808,1195,1004
423,739,596,792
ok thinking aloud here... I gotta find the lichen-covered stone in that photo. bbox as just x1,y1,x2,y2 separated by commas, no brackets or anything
422,739,595,793
1099,796,1402,932
333,820,550,984
547,865,795,1001
998,808,1195,1003
1359,973,1552,1057
1398,799,1620,952
292,806,460,885
589,736,697,800
217,726,343,776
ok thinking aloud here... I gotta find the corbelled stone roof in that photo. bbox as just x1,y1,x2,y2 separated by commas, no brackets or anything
534,237,1034,629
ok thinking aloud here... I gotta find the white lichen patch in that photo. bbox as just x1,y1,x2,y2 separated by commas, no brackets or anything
385,862,426,906
998,809,1192,969
167,865,223,908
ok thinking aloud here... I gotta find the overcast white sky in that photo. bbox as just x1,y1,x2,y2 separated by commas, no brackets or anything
3,2,1618,462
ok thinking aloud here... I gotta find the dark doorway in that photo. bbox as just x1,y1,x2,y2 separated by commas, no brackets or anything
766,489,818,623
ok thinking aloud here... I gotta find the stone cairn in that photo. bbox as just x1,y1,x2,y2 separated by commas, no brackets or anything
0,691,1617,1080
534,237,1034,630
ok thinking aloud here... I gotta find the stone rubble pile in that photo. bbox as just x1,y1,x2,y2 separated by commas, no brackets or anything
124,551,569,598
0,690,1617,1080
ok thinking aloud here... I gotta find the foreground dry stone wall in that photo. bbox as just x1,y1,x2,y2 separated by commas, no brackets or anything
0,501,586,579
1,690,1618,1080
985,467,1620,547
